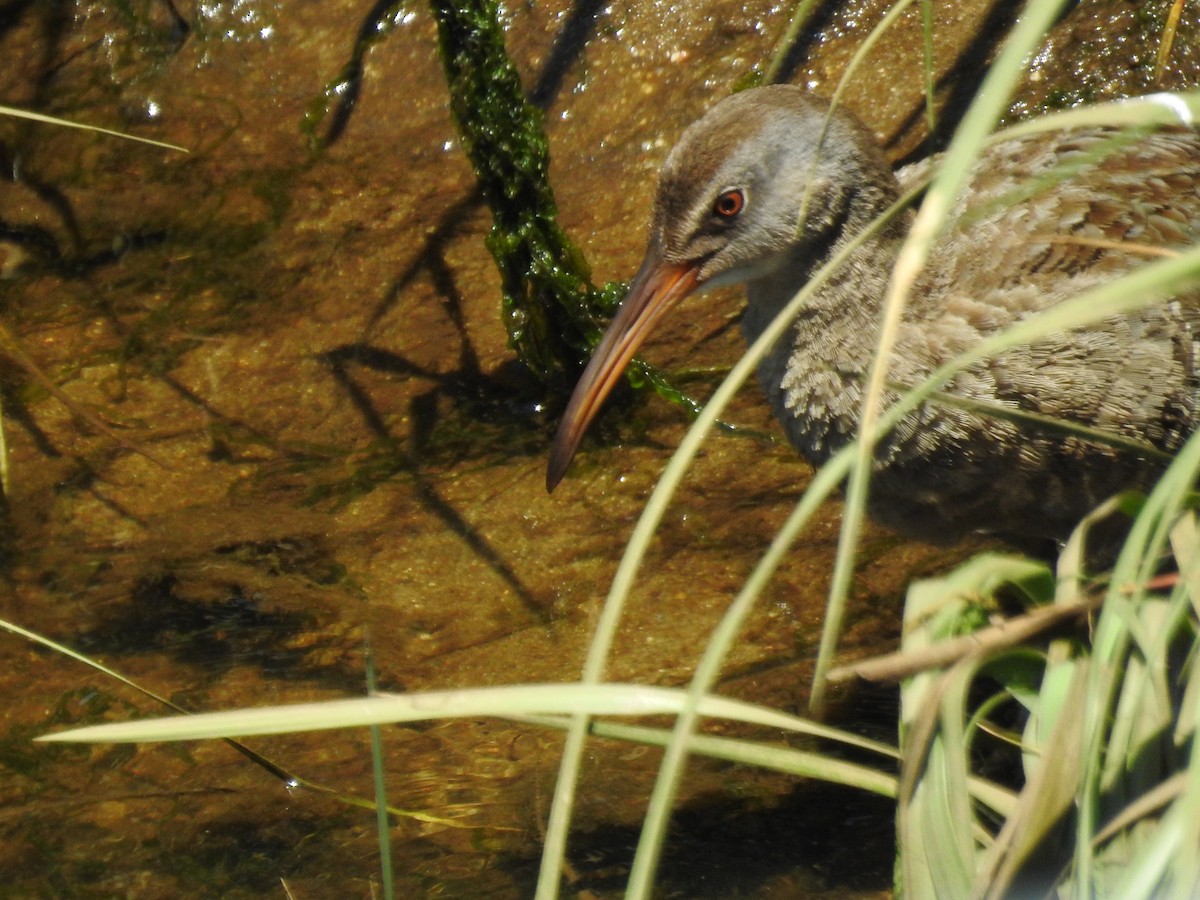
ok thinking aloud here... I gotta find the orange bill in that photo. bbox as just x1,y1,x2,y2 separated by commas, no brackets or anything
546,246,703,491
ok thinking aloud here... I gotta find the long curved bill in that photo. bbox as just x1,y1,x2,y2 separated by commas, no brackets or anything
546,246,703,491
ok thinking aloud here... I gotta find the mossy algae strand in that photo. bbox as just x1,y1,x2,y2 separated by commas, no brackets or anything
429,0,718,435
310,1,713,426
429,0,619,384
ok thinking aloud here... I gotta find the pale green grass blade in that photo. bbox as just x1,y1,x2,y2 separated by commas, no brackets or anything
905,740,976,896
798,0,916,231
763,0,822,85
0,104,188,152
897,555,1049,896
1110,813,1180,899
518,716,900,798
822,0,1074,717
1163,644,1200,898
923,388,1170,461
0,616,175,702
886,498,1189,899
995,90,1200,143
920,0,936,135
1102,608,1199,898
831,0,917,97
41,678,1009,814
3,616,462,825
38,682,893,745
1173,518,1200,744
1066,439,1200,895
516,712,898,762
1101,600,1176,787
1173,514,1200,627
980,663,1090,898
937,668,989,889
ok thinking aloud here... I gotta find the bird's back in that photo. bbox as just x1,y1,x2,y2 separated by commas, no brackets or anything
785,127,1200,544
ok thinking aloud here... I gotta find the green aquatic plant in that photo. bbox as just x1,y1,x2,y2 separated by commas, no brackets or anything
429,0,618,382
894,494,1200,897
308,0,710,416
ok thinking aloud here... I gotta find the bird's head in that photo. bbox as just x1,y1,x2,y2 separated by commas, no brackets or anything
546,85,894,491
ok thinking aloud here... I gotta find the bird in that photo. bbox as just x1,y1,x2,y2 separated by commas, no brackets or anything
546,84,1200,546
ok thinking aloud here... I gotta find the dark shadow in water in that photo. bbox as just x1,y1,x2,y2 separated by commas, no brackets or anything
882,0,1084,164
163,369,286,459
360,186,484,338
527,0,612,110
0,215,71,267
0,0,38,37
768,0,1069,165
518,781,895,898
0,141,169,276
768,0,849,87
321,0,610,148
0,0,181,260
885,0,1026,163
2,173,83,259
314,0,406,148
66,461,149,528
1,376,62,459
77,573,365,689
322,345,552,623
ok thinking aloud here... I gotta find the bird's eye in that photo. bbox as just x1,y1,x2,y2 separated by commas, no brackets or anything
712,189,745,220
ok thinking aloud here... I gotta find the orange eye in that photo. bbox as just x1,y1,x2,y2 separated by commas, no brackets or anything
713,189,744,219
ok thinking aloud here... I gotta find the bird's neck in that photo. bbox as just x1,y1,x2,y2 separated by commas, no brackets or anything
739,204,910,465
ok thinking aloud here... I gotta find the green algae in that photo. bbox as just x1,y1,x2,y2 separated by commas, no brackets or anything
430,0,616,383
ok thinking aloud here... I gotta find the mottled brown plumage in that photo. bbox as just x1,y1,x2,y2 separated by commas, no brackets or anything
548,85,1200,544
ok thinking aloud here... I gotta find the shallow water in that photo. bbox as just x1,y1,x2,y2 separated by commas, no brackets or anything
0,0,1196,896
